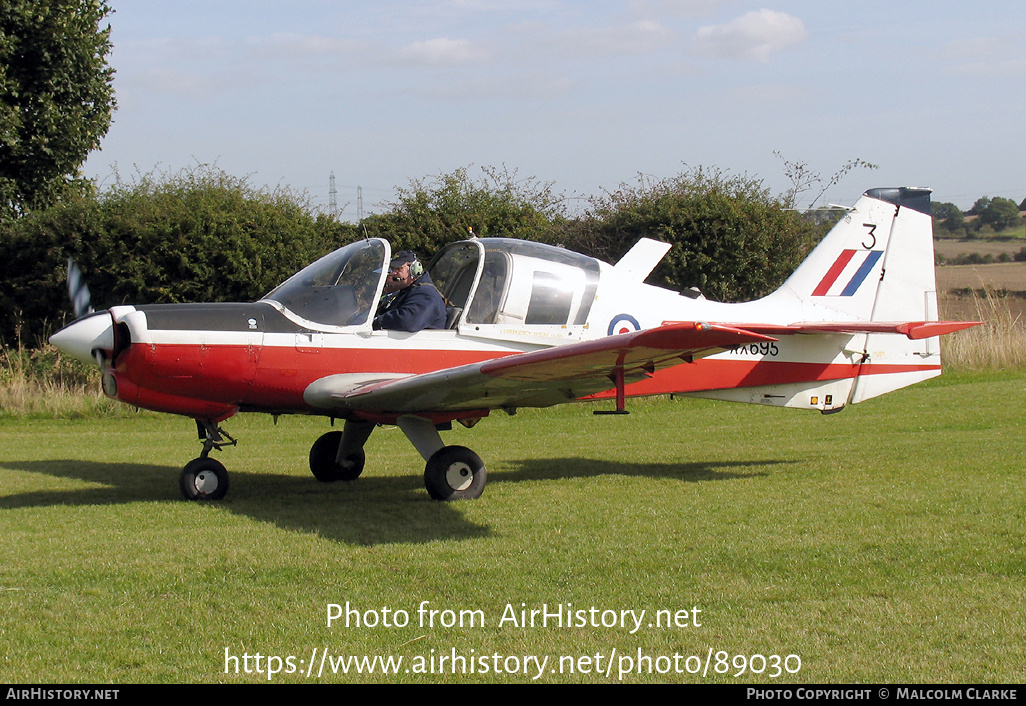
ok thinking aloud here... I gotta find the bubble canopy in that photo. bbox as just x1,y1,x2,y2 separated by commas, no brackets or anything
261,237,601,333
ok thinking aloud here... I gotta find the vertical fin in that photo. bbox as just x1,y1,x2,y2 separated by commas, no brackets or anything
771,187,937,323
762,188,942,404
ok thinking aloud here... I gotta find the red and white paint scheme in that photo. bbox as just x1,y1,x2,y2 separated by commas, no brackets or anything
50,187,980,501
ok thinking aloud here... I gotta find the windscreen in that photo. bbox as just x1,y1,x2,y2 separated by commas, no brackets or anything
262,239,386,327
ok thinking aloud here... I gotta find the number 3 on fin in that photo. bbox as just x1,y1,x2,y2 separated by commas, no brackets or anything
862,223,877,249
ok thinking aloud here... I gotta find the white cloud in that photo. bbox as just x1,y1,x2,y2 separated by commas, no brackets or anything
395,37,487,66
254,33,368,59
693,9,807,62
629,0,733,17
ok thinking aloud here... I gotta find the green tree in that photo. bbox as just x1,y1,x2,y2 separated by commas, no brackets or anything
968,196,991,216
362,165,567,256
562,167,817,302
0,0,116,219
932,201,961,222
977,197,1021,232
932,201,967,237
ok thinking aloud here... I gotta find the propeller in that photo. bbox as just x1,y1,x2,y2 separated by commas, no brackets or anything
67,258,94,319
50,259,113,368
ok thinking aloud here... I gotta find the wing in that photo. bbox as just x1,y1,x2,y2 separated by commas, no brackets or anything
303,322,777,414
303,318,983,416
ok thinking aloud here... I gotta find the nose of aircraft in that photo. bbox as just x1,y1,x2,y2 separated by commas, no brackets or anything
50,311,114,366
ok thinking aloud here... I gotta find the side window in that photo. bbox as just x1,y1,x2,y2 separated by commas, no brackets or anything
466,253,508,325
429,242,479,306
525,271,573,325
429,238,601,338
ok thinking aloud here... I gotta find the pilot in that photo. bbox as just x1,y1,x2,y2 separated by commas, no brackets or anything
373,250,447,332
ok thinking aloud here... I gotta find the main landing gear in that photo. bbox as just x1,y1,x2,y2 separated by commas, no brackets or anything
422,445,486,501
178,416,487,502
309,416,487,501
309,420,371,482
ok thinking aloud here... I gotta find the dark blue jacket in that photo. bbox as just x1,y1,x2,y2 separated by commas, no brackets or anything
373,272,447,332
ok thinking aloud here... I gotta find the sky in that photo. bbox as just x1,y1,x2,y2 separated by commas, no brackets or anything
82,1,1026,217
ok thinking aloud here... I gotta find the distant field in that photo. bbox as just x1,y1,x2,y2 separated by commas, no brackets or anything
936,262,1026,322
936,262,1026,293
934,236,1026,323
934,239,1025,261
1,371,1023,683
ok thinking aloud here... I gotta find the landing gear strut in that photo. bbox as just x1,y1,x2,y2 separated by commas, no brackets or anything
180,421,236,501
398,415,487,501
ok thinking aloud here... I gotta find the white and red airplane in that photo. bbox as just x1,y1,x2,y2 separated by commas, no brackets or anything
50,187,980,502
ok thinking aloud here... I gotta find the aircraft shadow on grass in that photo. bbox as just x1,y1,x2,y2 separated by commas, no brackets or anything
0,456,791,545
496,457,785,485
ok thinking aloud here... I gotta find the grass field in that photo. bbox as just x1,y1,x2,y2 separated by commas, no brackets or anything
1,370,1023,683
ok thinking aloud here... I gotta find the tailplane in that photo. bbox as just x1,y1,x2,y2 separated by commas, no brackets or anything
689,188,980,411
748,187,976,407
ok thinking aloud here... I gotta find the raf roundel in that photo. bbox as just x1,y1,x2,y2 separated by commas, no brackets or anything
608,314,641,337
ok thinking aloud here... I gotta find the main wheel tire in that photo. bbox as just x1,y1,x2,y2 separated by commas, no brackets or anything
309,431,365,482
180,457,230,501
424,445,486,501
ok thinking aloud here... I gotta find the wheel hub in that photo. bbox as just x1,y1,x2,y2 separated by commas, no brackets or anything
445,462,474,491
194,470,220,496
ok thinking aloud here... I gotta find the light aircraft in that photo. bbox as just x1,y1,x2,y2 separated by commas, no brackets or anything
50,187,980,502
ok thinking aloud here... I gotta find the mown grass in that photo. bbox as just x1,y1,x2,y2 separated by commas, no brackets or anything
0,371,1023,683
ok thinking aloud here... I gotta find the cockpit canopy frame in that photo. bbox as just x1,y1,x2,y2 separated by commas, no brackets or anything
259,236,602,343
428,238,601,342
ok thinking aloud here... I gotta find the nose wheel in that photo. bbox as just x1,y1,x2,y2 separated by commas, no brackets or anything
180,420,236,501
180,457,230,500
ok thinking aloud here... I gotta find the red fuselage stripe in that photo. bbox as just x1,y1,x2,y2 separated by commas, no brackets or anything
113,341,939,416
115,342,506,410
585,359,938,400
